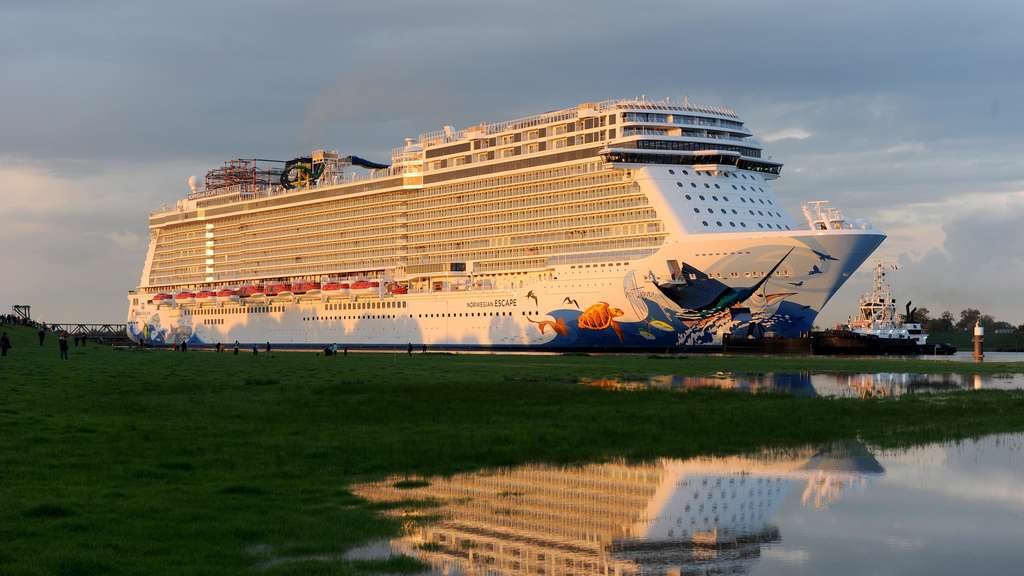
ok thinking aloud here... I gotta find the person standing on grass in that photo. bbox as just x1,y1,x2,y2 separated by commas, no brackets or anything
252,345,258,356
1,332,11,357
407,342,413,356
58,331,69,360
265,341,271,355
38,326,46,346
233,340,239,355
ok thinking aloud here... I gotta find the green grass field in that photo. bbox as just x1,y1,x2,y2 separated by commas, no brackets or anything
2,324,1024,575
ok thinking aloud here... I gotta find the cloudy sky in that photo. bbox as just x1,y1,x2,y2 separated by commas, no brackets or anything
2,0,1022,324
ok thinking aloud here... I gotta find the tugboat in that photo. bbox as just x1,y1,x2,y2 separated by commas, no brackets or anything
814,263,955,355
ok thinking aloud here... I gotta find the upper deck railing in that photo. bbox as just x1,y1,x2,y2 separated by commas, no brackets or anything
403,97,740,151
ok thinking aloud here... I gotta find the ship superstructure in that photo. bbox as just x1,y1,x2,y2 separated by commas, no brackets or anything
127,97,885,349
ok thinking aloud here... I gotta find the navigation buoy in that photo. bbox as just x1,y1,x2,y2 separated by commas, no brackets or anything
973,320,984,362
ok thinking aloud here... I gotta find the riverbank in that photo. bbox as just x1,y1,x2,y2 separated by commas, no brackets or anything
2,324,1024,574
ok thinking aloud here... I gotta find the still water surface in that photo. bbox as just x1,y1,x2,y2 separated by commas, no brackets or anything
354,433,1024,575
579,372,1024,397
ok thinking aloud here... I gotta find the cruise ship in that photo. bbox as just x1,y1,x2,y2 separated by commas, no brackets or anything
127,98,884,349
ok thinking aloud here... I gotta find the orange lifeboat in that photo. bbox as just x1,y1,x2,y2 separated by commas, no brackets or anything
174,291,195,304
292,282,321,295
238,285,264,299
350,280,379,296
386,283,408,295
216,288,239,302
323,282,350,296
152,293,173,305
266,283,293,298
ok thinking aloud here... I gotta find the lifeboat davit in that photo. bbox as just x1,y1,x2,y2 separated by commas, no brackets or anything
152,293,174,305
238,285,265,299
350,280,380,296
386,283,408,295
322,282,350,297
216,288,239,302
174,291,195,304
266,283,293,298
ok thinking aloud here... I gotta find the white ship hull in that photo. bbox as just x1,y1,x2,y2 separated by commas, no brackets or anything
128,229,882,349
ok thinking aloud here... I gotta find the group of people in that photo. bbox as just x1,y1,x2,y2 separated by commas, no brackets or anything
0,324,77,360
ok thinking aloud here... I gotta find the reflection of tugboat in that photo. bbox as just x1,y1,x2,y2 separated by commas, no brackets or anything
814,263,955,355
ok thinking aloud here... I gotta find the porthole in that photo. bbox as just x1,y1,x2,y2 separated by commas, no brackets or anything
702,220,709,226
732,185,737,190
691,182,697,188
693,207,700,213
768,199,773,205
699,195,705,200
714,183,720,189
707,208,713,213
723,196,729,201
741,197,747,203
704,183,710,188
716,221,723,227
759,199,765,204
758,223,764,228
712,195,718,201
785,225,791,230
685,194,692,200
720,208,727,214
740,222,747,227
731,209,738,214
758,210,764,216
682,170,689,175
730,221,736,227
741,186,747,191
669,169,676,175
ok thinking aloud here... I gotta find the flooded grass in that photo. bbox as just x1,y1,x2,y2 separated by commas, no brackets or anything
1,324,1023,574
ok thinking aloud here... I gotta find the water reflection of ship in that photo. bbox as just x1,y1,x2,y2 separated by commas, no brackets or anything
579,372,818,396
353,443,883,576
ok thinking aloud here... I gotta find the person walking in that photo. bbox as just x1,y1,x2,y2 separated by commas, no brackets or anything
252,345,258,356
58,331,69,360
38,326,46,346
216,342,222,353
233,340,239,355
265,341,271,355
407,342,413,356
181,339,188,353
1,332,11,357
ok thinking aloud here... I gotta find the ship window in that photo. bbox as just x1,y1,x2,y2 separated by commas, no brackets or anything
676,182,683,187
693,208,700,213
712,196,718,201
716,221,723,227
669,169,675,175
768,200,774,205
699,195,705,200
685,194,692,200
732,209,738,214
714,184,720,189
758,223,764,228
785,225,791,230
741,186,747,191
682,170,689,175
741,197,747,203
759,199,765,204
691,182,697,188
741,222,747,227
702,221,709,226
704,183,710,188
707,208,713,213
730,222,736,227
758,210,764,216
